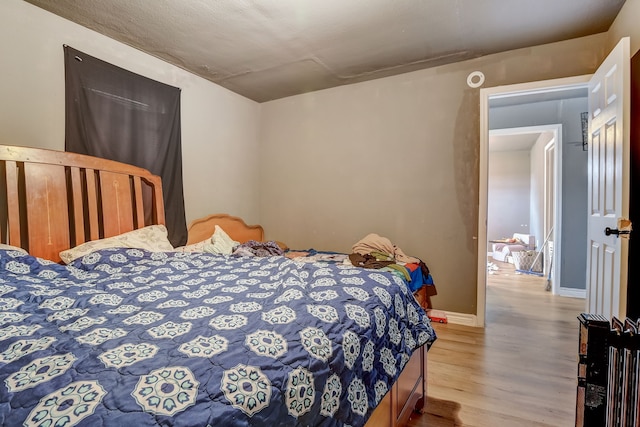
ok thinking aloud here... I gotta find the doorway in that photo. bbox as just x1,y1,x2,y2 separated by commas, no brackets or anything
487,125,560,293
477,75,590,327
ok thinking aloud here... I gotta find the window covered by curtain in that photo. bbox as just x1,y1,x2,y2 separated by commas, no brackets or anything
64,46,187,246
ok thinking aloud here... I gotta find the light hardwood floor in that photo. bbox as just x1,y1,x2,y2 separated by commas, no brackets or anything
408,259,585,426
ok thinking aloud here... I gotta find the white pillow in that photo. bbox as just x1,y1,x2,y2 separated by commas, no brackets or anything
60,225,174,264
0,243,28,255
203,225,239,255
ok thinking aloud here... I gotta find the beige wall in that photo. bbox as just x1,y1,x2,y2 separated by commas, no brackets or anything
608,0,640,56
528,132,554,261
260,34,608,315
0,0,262,225
487,149,531,243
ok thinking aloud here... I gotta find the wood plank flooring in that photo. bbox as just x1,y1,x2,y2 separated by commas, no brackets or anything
408,259,585,426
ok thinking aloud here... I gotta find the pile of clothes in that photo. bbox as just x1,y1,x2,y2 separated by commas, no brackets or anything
349,233,436,295
277,233,437,304
231,240,284,257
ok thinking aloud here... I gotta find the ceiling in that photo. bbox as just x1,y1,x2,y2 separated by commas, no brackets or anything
24,0,626,103
489,132,545,152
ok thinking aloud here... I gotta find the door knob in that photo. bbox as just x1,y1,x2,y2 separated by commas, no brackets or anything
605,227,631,237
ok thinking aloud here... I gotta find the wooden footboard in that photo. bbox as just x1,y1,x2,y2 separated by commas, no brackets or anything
187,213,264,244
187,213,289,250
366,344,427,427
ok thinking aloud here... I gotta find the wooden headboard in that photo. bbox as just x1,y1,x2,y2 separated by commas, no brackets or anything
0,145,165,262
187,213,264,245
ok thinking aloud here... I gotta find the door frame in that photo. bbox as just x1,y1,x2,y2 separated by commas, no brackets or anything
477,75,591,327
544,136,558,293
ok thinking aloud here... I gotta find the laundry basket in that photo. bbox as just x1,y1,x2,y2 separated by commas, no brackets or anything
512,250,543,273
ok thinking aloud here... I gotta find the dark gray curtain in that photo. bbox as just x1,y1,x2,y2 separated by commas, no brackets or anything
64,46,187,246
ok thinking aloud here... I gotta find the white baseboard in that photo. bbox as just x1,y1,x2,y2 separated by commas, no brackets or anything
558,287,586,299
442,311,478,327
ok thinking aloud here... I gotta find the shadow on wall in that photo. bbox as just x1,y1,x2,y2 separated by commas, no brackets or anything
453,88,480,256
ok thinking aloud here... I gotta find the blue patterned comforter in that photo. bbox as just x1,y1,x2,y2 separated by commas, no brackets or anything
0,248,436,426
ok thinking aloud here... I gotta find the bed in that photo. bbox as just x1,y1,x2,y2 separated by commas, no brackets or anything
0,144,436,427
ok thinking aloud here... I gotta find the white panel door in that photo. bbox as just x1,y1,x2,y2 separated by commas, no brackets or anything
586,37,630,319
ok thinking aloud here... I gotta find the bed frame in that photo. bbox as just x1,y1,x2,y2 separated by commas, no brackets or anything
0,144,427,427
187,213,292,250
0,145,164,262
187,213,264,244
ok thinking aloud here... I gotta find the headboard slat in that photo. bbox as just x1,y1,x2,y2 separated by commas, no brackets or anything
153,183,165,226
84,169,100,241
24,163,70,262
69,166,86,245
100,171,135,237
5,160,21,248
133,176,145,229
